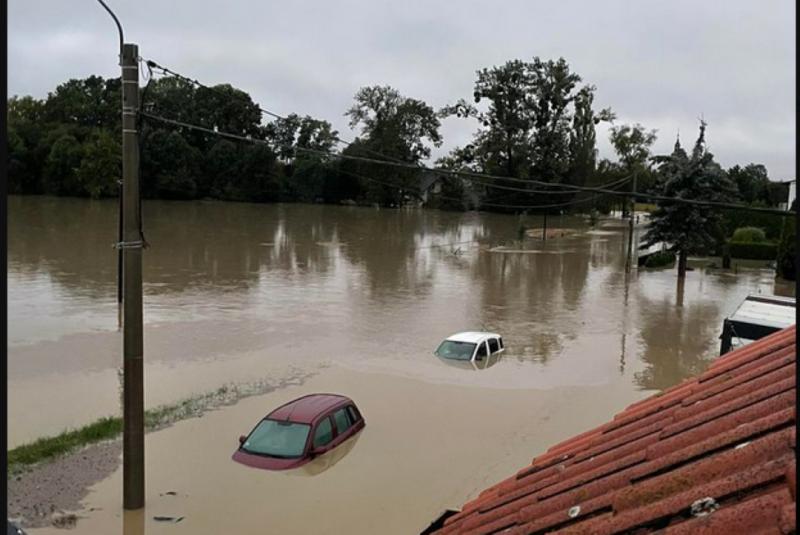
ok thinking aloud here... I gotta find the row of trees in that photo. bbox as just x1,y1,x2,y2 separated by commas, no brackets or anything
8,58,790,224
9,58,786,210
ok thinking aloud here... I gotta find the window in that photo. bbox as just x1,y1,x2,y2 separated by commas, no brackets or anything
346,405,360,423
488,338,499,353
333,408,352,434
241,420,310,458
475,341,488,359
313,417,333,448
435,340,477,361
498,337,504,349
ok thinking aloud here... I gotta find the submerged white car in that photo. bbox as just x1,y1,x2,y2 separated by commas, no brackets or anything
434,332,505,363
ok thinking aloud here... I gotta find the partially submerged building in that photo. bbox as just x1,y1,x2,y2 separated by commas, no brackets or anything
425,325,796,534
719,294,796,355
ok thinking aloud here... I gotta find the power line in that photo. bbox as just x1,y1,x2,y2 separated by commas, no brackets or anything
94,0,124,57
334,164,629,210
142,61,648,200
145,59,413,167
140,111,793,216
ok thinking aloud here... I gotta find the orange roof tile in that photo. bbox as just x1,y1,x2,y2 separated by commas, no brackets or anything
429,325,796,535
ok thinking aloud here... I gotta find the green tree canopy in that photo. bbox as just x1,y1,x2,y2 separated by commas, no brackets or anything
727,163,771,205
345,85,441,206
440,57,613,210
642,122,738,277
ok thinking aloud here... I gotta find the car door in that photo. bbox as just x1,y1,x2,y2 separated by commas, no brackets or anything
311,414,335,454
473,340,488,362
331,406,355,443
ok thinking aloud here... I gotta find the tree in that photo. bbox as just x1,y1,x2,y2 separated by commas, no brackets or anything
776,203,796,281
610,123,657,173
42,76,119,129
441,57,612,209
43,133,85,196
141,129,201,199
567,86,614,188
642,121,738,278
727,163,771,205
8,96,48,194
345,85,441,206
265,114,339,202
76,129,121,198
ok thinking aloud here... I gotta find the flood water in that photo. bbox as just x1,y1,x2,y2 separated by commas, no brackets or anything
8,195,794,534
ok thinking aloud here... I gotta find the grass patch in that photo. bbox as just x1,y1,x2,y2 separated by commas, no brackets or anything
8,402,208,472
8,417,123,471
7,373,308,473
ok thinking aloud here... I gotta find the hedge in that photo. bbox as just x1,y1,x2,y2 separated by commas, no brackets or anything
722,207,784,240
731,226,766,243
727,240,778,260
641,250,676,268
777,217,796,280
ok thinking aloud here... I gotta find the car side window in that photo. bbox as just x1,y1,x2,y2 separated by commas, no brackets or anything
333,408,352,435
488,338,499,353
346,405,360,423
475,341,488,359
498,337,504,349
313,416,334,448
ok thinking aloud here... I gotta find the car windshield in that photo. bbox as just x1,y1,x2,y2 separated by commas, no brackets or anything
435,340,477,360
241,419,311,458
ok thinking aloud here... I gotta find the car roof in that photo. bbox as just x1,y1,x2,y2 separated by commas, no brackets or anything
445,331,501,344
267,393,352,424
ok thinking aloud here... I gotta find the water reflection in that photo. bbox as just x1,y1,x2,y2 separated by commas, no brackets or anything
122,509,144,535
435,351,504,371
8,196,795,442
634,279,720,390
291,432,362,477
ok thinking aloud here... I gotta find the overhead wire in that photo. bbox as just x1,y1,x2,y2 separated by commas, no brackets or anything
145,58,637,195
139,110,792,216
94,0,124,58
145,59,413,167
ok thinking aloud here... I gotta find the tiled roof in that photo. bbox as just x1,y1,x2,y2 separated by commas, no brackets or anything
432,325,796,535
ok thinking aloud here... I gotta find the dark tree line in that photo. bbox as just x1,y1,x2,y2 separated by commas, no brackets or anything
8,57,789,218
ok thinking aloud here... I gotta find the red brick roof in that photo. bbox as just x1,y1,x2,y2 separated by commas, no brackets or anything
433,325,796,535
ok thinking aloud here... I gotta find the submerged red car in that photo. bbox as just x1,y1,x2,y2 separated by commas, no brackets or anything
232,393,365,471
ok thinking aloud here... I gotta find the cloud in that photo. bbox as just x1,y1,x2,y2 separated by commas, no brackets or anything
8,0,796,177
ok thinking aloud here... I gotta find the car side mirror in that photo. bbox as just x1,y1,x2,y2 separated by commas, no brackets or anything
239,435,247,445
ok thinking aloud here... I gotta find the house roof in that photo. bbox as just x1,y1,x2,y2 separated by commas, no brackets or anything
431,325,796,535
729,295,796,331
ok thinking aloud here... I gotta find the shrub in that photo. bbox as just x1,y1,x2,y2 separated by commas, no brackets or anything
777,217,796,280
642,250,676,268
727,240,778,260
731,226,767,243
722,209,784,240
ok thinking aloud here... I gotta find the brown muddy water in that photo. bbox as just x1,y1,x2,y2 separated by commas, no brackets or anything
8,196,793,534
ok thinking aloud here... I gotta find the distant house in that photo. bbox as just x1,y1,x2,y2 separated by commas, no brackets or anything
419,171,444,204
777,179,796,210
424,325,797,534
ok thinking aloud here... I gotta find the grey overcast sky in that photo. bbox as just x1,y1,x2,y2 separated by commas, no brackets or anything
9,0,796,178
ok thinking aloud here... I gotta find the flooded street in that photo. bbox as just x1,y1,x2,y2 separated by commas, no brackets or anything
8,195,793,533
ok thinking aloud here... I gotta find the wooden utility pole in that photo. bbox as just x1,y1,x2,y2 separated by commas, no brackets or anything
542,213,548,242
120,42,145,510
626,172,638,271
118,181,123,329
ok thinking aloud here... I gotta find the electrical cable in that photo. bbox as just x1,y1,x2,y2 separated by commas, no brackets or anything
94,0,124,58
139,111,793,216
